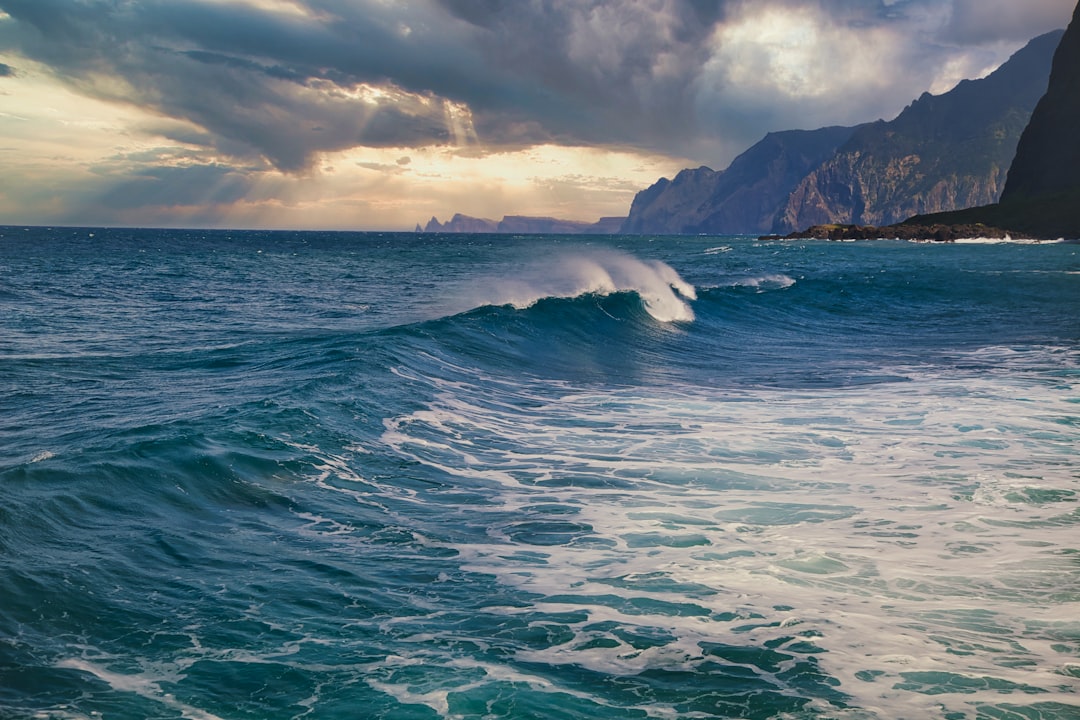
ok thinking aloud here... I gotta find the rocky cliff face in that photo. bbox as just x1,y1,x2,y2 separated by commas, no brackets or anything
775,30,1062,232
622,30,1060,236
1002,2,1080,202
907,1,1080,238
621,127,857,234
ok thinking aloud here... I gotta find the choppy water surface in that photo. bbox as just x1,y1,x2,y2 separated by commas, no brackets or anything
1,227,1078,719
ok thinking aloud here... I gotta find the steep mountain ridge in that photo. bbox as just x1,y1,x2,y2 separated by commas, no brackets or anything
622,30,1061,236
907,1,1080,238
621,126,857,234
1001,3,1080,202
776,30,1063,231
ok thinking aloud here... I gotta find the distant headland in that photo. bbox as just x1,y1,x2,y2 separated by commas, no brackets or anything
419,214,625,235
419,2,1079,242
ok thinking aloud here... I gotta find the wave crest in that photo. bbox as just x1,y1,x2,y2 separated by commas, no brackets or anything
471,250,697,323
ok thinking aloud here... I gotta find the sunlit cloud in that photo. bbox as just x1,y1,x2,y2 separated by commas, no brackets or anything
205,0,318,19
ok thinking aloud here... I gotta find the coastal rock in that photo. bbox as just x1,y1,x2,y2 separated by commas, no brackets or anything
424,213,498,233
621,30,1059,236
775,30,1062,232
1001,2,1080,203
905,1,1080,239
767,223,1013,242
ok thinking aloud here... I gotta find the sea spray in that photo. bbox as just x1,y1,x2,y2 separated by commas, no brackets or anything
470,248,697,322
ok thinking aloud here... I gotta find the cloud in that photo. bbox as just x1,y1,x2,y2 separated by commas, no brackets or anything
356,160,410,175
0,61,13,77
691,3,938,148
95,164,257,211
0,0,474,170
942,0,1075,44
0,0,1074,196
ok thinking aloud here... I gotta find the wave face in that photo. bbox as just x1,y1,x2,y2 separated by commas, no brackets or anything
2,228,1079,720
465,248,697,322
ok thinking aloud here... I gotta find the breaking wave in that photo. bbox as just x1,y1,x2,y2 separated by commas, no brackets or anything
465,249,697,322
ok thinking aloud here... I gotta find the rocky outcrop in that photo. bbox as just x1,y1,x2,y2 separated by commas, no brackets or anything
775,30,1062,232
907,2,1080,239
621,127,857,235
424,214,498,233
766,222,1013,242
1001,2,1080,202
421,214,627,234
620,30,1059,236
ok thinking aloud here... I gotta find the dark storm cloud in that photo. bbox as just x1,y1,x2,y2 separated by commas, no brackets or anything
0,0,484,169
432,0,733,146
0,62,13,77
0,0,1074,174
0,0,743,167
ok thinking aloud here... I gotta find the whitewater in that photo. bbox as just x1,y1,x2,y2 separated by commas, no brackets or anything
1,227,1077,719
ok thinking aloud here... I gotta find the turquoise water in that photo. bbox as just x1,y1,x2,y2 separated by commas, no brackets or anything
1,227,1078,719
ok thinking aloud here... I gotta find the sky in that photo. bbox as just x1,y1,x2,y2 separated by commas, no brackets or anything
0,0,1075,230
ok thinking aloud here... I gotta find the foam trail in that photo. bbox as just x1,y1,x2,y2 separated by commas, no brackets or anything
55,659,226,720
474,249,696,322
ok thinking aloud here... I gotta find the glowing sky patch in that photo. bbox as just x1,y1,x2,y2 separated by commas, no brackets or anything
709,6,912,102
716,8,827,98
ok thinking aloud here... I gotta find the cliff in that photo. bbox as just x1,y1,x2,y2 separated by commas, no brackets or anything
621,30,1059,236
906,2,1080,239
1001,3,1080,203
775,30,1063,232
621,127,857,234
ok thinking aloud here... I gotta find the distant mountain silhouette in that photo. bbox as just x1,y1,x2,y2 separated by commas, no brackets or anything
422,214,625,234
622,30,1062,235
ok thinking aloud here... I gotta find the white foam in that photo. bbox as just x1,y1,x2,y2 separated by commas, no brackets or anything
364,651,688,719
56,659,226,720
468,249,697,323
723,273,797,290
951,236,1065,245
370,345,1080,717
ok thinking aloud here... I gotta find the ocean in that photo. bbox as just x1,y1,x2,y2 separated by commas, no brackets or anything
1,226,1078,719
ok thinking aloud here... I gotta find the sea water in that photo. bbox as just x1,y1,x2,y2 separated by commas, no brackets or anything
1,227,1077,719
